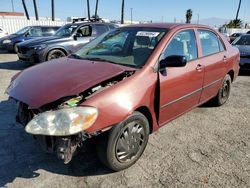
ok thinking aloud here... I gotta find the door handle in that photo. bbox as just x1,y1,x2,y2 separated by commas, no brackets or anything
196,64,203,71
223,55,227,62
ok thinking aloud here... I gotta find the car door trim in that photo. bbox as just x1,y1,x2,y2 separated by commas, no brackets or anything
203,78,222,89
160,78,222,109
160,88,202,109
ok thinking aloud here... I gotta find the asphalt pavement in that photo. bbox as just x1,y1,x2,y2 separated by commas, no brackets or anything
0,52,249,188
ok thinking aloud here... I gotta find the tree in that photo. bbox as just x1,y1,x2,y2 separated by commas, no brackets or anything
22,0,30,20
186,9,192,24
226,19,243,28
235,0,242,28
51,0,55,21
121,0,124,24
95,0,99,20
33,0,39,20
87,0,90,20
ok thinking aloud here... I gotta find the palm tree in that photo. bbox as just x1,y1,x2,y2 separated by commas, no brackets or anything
186,9,192,24
33,0,39,20
22,0,30,20
95,0,99,20
235,0,242,27
87,0,90,20
51,0,55,21
121,0,124,24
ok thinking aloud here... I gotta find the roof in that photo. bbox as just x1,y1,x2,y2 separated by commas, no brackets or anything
124,23,211,30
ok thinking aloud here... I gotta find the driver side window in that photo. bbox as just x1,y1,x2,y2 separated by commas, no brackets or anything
163,29,198,62
76,25,92,37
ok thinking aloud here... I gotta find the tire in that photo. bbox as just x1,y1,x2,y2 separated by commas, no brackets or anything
213,74,232,106
47,49,66,61
14,43,19,53
96,111,150,171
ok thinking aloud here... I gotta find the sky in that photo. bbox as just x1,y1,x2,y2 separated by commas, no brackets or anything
0,0,250,23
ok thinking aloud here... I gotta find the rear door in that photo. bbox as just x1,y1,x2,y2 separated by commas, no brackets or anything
197,29,227,103
92,24,109,36
159,29,204,125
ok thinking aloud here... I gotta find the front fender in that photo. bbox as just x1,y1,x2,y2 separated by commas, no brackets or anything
83,67,159,133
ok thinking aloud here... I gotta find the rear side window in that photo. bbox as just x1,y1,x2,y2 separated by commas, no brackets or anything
28,27,42,37
94,25,109,35
163,29,198,61
198,30,221,56
41,27,58,36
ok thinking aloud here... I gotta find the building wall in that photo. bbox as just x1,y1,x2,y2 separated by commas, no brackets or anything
0,17,67,34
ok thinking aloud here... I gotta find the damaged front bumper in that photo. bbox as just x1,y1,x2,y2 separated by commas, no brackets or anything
15,101,100,164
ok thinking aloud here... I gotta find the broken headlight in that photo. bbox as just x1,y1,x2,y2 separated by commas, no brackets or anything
25,107,98,136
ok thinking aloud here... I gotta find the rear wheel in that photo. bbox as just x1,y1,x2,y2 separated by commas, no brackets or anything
212,74,232,106
96,111,150,171
47,49,66,61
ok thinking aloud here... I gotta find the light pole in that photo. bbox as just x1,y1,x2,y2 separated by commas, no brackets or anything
130,8,133,24
197,14,200,24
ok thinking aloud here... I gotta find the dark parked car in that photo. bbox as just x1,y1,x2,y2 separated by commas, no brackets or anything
232,34,250,70
247,31,250,34
0,26,60,52
229,33,243,43
17,21,118,64
7,23,239,171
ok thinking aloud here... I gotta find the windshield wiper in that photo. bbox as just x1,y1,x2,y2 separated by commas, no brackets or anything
69,54,83,59
82,57,140,69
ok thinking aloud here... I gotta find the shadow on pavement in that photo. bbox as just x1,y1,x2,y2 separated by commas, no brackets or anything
0,60,30,71
239,70,250,76
0,98,113,187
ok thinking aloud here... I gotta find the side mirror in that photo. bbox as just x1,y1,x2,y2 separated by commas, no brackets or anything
25,32,30,37
73,33,83,40
159,55,187,70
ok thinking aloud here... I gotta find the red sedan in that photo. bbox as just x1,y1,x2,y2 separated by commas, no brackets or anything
7,23,240,171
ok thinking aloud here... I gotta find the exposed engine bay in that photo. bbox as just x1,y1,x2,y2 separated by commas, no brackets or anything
15,71,134,164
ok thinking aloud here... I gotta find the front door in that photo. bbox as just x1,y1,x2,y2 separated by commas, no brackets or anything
159,29,204,125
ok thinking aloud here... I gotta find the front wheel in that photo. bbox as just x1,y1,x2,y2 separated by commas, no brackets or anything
96,111,150,171
47,49,66,61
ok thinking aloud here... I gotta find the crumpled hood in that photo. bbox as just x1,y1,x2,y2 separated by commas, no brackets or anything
18,36,71,46
7,57,134,109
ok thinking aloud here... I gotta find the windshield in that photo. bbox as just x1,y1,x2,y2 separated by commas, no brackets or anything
55,24,78,37
74,28,167,68
15,27,30,35
232,35,250,45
